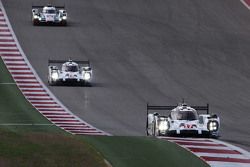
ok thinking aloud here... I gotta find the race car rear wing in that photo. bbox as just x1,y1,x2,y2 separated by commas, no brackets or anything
48,59,90,66
32,5,65,9
147,103,210,115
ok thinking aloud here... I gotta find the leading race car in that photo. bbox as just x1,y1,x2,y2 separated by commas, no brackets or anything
48,59,92,86
146,102,220,138
32,5,67,26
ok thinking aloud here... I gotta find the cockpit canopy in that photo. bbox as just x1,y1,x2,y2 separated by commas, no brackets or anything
171,110,198,121
62,63,79,72
43,7,56,14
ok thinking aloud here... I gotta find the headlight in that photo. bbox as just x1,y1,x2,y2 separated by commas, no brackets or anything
62,16,67,20
34,15,39,19
207,121,219,131
83,72,91,80
158,121,168,131
51,72,59,80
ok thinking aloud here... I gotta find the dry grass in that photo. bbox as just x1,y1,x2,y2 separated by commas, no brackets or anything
0,129,108,167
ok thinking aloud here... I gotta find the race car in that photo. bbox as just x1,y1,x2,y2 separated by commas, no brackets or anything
32,5,67,26
48,59,92,86
146,102,220,138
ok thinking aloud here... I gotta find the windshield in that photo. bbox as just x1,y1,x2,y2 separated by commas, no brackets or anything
45,9,56,14
171,111,198,121
65,65,78,72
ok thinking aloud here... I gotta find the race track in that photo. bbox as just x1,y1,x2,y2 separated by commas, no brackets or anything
2,0,250,151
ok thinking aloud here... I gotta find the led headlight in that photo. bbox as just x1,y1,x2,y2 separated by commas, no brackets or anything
158,121,168,131
34,15,39,19
207,121,219,131
51,72,59,80
83,72,91,80
62,16,67,20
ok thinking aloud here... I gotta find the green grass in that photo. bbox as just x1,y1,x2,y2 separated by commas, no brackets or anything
0,59,62,134
0,59,209,167
83,136,210,167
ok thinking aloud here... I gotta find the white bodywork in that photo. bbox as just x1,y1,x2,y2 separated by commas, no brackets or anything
147,103,220,138
48,60,92,86
32,5,67,25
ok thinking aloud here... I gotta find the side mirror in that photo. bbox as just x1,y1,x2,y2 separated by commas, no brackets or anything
81,66,91,72
211,114,218,118
198,116,204,124
153,112,159,116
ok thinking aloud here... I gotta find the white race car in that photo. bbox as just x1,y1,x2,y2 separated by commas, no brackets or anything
48,59,92,86
146,102,220,138
32,5,67,26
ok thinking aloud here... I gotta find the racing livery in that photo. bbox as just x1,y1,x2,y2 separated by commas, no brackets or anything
32,5,67,26
146,102,220,138
48,59,92,86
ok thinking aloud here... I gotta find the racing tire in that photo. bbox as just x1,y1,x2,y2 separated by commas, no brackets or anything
49,82,57,86
153,121,157,136
32,19,39,26
86,83,92,87
209,134,219,139
61,21,67,26
83,82,92,87
146,118,149,136
48,79,56,86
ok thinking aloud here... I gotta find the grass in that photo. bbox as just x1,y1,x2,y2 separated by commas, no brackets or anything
0,59,62,134
0,59,209,167
83,136,210,167
0,128,108,167
0,59,108,167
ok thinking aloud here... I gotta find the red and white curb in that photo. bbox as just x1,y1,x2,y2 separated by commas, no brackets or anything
241,0,250,10
0,2,109,136
160,137,250,167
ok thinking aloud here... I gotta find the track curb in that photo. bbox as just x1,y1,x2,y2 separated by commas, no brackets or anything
160,137,250,167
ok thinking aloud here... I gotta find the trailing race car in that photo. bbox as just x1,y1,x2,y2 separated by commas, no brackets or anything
146,102,220,138
32,5,67,26
48,59,92,86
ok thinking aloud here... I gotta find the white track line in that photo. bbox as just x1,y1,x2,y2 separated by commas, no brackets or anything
0,123,54,126
196,153,249,159
241,0,250,10
0,82,15,84
210,162,250,167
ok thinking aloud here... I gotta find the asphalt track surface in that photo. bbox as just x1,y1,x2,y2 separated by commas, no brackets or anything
2,0,250,151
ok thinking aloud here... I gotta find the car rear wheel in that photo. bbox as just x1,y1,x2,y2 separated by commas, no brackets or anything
48,78,56,86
